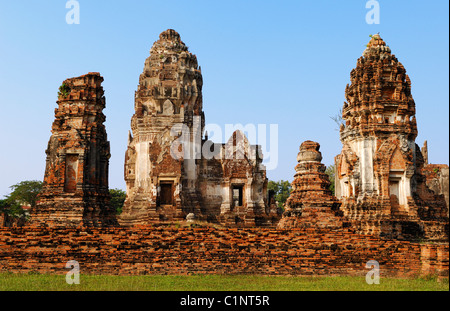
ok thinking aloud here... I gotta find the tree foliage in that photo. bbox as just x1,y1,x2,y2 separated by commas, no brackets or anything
325,164,336,196
267,180,292,209
330,108,345,131
110,188,126,215
6,180,43,208
0,199,12,213
0,180,42,220
0,199,24,218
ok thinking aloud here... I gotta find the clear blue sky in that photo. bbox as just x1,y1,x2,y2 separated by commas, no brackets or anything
0,1,448,197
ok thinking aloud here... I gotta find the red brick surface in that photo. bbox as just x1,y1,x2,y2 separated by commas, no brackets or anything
32,73,115,227
279,141,343,229
0,226,447,278
335,35,448,241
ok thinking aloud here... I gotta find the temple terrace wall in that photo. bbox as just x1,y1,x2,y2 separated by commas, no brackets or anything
0,226,447,278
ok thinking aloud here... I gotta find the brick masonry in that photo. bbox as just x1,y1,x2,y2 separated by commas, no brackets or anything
335,34,448,241
120,29,274,227
32,73,115,228
0,226,447,278
1,31,448,280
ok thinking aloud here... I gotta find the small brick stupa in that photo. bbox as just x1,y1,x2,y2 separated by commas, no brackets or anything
277,141,343,229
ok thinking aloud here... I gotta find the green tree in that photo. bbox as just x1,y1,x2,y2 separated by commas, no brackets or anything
0,199,10,213
6,180,43,208
325,164,336,196
2,180,42,220
110,188,126,215
1,197,24,219
267,180,292,209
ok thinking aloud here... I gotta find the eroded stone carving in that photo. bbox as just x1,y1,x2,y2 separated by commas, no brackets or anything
119,30,279,227
335,34,448,241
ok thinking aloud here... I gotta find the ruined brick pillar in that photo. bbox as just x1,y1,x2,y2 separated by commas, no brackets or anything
278,141,342,229
334,34,448,240
32,73,116,227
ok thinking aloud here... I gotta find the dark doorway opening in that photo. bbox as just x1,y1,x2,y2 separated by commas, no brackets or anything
232,185,243,208
160,182,173,205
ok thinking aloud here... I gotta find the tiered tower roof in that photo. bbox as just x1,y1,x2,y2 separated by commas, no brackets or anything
341,34,417,141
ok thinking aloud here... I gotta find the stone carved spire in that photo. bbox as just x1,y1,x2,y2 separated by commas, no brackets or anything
342,34,417,142
134,28,203,121
119,29,273,227
120,29,205,225
335,35,448,241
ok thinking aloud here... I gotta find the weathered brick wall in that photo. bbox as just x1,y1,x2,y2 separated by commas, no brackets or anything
0,226,447,278
422,164,449,216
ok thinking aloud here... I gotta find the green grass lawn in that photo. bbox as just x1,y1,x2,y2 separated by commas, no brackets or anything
0,273,448,291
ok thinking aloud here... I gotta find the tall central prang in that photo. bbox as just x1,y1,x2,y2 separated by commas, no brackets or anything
119,29,204,225
119,29,276,226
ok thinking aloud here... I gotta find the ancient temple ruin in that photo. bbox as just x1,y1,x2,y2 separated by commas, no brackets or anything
334,34,448,241
118,29,278,227
278,141,343,229
32,73,116,227
26,31,447,240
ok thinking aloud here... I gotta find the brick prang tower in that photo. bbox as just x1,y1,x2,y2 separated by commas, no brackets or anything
335,34,448,241
32,73,115,227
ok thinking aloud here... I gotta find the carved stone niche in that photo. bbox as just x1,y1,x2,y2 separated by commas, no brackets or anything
162,99,174,115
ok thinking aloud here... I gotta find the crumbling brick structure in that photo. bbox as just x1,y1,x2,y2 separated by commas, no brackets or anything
0,31,449,281
334,34,448,241
420,141,449,217
278,141,343,229
214,131,278,227
31,73,116,227
119,29,277,227
0,226,448,278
